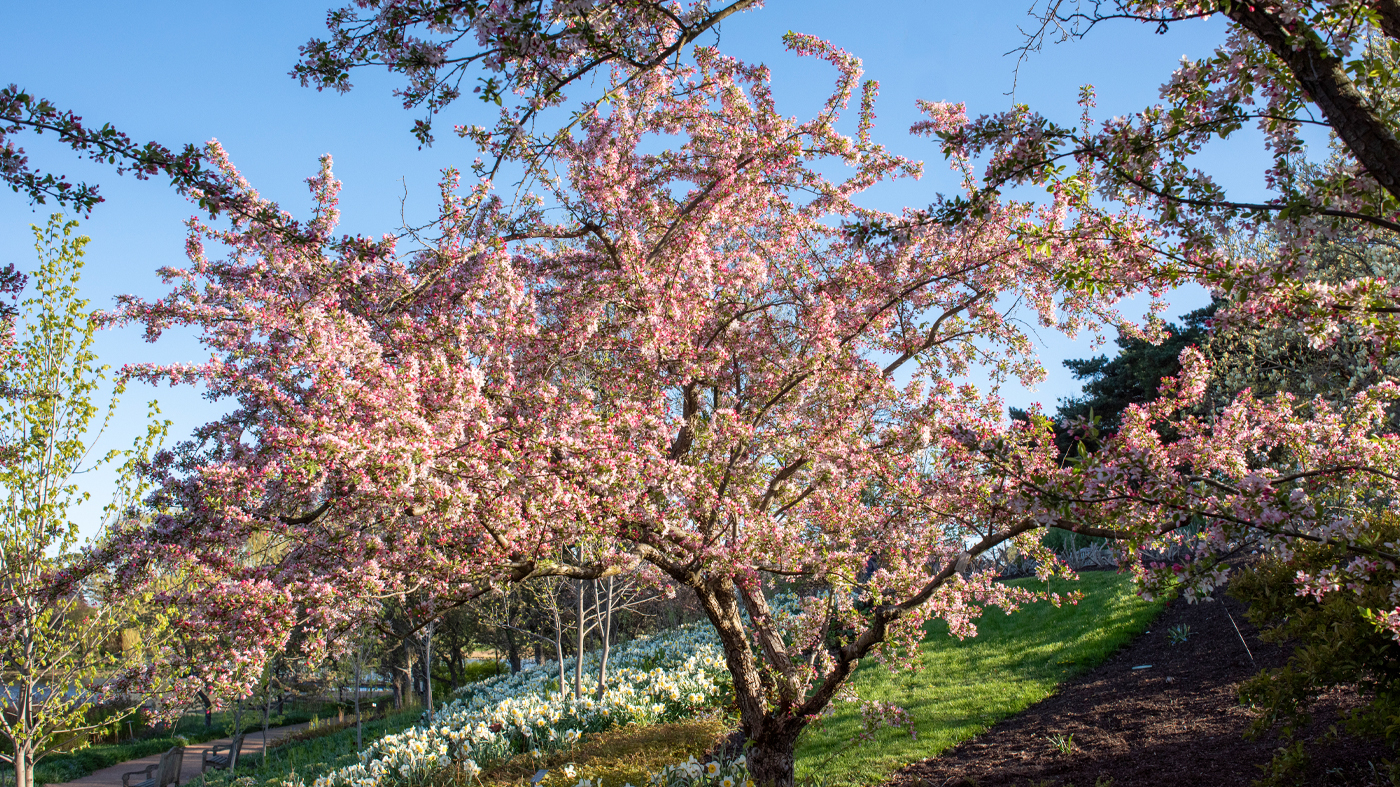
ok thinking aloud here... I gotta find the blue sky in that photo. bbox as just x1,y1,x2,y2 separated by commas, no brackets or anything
2,1,1264,537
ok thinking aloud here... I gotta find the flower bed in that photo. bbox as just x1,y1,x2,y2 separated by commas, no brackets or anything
293,623,728,787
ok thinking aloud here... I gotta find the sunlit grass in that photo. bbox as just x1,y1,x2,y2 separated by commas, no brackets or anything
794,571,1163,786
430,719,729,787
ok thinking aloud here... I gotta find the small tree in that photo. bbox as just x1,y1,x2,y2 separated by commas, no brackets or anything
0,216,168,787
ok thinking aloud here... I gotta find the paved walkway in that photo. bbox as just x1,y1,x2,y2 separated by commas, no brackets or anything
49,723,311,787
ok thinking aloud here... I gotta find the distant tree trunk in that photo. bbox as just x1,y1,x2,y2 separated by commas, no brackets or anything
396,637,413,709
596,577,615,697
197,689,213,729
502,626,522,674
551,593,566,696
421,620,435,723
261,681,273,766
573,579,586,700
353,642,363,751
446,642,461,691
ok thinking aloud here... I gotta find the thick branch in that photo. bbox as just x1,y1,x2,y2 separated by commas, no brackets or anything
1229,6,1400,204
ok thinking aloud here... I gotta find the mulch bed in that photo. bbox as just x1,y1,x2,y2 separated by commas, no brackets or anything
888,588,1394,787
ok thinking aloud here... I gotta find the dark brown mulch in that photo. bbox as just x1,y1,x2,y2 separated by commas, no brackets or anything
888,589,1394,787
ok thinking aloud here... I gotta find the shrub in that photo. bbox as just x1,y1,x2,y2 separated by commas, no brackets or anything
1230,511,1400,765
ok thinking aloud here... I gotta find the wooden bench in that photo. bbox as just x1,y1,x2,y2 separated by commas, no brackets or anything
201,733,246,773
122,745,184,787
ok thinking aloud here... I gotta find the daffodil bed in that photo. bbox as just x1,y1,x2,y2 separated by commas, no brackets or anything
237,622,729,787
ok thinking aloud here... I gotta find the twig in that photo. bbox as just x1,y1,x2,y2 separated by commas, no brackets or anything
1222,603,1255,665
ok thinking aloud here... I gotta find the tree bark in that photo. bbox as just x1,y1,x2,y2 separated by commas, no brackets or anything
596,577,614,698
197,689,213,729
13,742,34,787
261,681,272,766
1229,6,1400,203
396,636,414,709
690,578,807,787
551,591,566,695
573,578,587,700
502,625,522,674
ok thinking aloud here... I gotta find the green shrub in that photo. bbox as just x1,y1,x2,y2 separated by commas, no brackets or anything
1041,527,1106,554
1230,512,1400,769
458,659,506,685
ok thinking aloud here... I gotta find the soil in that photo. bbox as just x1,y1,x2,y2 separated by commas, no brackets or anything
889,588,1395,787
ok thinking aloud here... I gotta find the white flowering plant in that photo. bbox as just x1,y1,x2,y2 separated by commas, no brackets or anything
642,754,753,787
291,622,729,787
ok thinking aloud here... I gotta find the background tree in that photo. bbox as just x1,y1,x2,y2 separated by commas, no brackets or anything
1013,304,1214,456
0,215,169,787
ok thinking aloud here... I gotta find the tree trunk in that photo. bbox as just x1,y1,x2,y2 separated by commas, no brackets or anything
573,578,586,700
691,579,808,787
401,637,415,708
197,689,213,729
595,577,614,697
422,620,435,723
551,594,566,695
502,626,521,674
262,682,272,766
447,643,461,691
746,725,804,787
13,743,34,787
353,642,363,751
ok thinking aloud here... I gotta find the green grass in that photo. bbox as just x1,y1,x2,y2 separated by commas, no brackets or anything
794,571,1164,786
459,719,729,787
33,703,342,786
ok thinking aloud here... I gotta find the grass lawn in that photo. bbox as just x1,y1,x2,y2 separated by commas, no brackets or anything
793,570,1164,786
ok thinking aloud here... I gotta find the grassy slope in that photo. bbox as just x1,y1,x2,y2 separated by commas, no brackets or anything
794,571,1163,786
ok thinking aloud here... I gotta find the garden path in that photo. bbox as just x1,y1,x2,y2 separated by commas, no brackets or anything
48,722,312,787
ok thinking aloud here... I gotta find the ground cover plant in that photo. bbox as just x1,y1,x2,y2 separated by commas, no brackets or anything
464,720,730,787
219,573,1156,787
202,707,427,787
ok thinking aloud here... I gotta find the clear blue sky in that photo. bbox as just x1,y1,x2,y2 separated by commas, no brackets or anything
2,2,1261,538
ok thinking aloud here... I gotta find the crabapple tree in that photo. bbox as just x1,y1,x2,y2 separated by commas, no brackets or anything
102,38,1164,785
